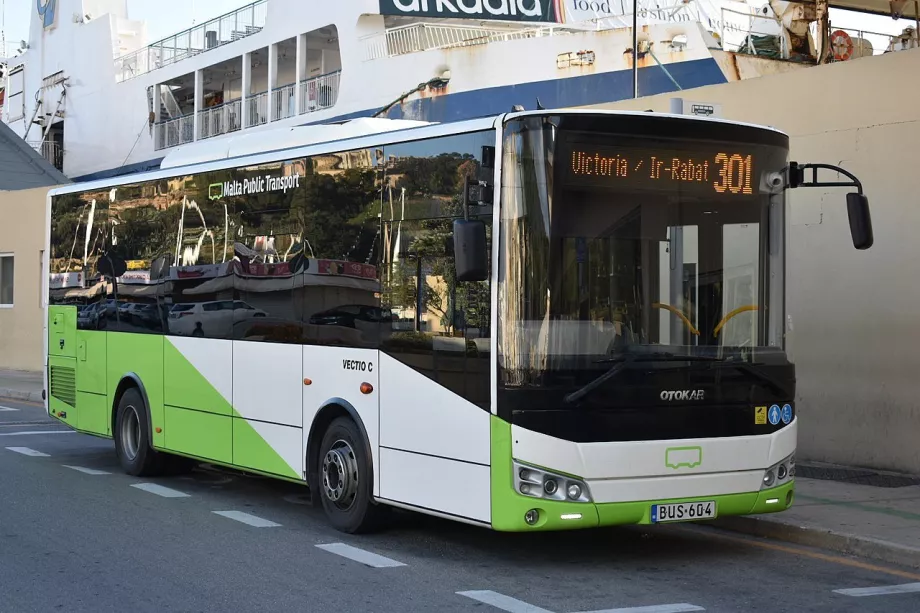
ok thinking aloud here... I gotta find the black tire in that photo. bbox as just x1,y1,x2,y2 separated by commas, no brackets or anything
317,416,388,534
114,387,166,477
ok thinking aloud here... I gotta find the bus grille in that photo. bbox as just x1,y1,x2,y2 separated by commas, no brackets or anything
50,365,76,407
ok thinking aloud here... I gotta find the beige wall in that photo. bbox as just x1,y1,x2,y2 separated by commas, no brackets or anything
584,49,920,473
0,187,49,372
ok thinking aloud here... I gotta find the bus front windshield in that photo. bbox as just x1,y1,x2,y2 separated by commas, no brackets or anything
497,115,789,389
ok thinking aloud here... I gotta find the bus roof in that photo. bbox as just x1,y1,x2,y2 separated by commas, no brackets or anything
47,108,787,198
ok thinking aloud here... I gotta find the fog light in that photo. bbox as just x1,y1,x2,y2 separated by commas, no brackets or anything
520,484,532,495
524,509,539,525
763,470,775,487
567,483,582,500
543,479,558,496
777,464,787,480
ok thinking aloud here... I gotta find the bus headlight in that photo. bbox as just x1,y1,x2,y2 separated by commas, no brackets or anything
761,453,795,490
513,460,592,503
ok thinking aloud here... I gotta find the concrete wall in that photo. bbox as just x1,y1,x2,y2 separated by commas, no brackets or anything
0,187,49,372
584,48,920,474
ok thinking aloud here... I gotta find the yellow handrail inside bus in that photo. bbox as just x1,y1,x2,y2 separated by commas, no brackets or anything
713,305,759,338
652,303,700,336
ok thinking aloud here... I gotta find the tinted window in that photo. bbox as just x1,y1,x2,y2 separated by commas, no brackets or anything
379,132,494,408
297,147,384,348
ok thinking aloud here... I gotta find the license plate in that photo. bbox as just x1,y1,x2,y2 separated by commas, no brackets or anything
651,500,717,523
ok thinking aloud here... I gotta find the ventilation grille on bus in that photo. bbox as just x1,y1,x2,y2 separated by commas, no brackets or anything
50,365,76,407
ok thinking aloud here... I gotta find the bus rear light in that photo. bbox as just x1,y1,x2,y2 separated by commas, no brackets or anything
513,460,592,504
360,382,374,395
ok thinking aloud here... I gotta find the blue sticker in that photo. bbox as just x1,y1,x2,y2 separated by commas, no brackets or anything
768,405,781,426
782,404,793,424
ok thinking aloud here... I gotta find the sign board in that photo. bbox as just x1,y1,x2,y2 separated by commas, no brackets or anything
379,0,758,28
669,98,724,119
378,0,558,22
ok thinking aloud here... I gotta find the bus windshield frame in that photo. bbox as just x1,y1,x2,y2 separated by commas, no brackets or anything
496,114,790,393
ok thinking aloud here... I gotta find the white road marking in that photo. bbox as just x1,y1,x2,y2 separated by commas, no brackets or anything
212,511,281,528
576,605,706,613
130,483,190,498
63,465,111,475
0,407,20,412
5,447,49,457
0,430,74,436
834,583,920,597
456,593,705,613
316,543,407,568
456,591,554,613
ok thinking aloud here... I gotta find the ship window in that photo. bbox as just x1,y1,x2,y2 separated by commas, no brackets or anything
7,66,24,121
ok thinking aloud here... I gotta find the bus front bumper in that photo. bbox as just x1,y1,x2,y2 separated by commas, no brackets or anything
490,480,795,532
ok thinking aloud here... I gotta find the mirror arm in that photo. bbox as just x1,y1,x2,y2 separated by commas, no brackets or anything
787,161,863,194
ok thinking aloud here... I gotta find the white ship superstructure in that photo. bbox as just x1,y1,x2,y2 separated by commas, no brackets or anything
1,0,916,181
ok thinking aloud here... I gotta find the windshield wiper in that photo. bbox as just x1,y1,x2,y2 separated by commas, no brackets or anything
565,352,723,405
720,358,793,398
563,355,636,405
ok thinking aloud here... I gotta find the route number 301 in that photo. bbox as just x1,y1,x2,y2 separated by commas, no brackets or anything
713,153,754,195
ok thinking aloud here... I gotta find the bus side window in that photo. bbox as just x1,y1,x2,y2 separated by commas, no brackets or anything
297,148,383,349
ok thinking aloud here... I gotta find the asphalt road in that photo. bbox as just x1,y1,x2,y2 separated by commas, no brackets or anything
2,397,919,613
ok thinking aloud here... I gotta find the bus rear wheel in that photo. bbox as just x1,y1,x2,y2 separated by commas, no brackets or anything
114,387,165,477
317,416,387,534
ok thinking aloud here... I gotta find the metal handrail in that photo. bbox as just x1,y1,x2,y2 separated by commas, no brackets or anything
114,0,268,82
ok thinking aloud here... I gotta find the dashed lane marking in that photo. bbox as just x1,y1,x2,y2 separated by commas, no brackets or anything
63,465,111,475
130,483,191,498
212,511,281,528
315,543,407,568
0,406,20,412
457,591,553,613
834,582,920,597
576,605,705,613
457,592,705,613
5,446,49,457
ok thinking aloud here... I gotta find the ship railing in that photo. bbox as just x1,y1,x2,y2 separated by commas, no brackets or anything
362,23,563,60
155,114,195,151
272,83,297,122
299,71,341,115
27,140,63,171
826,24,919,59
199,99,243,140
718,8,789,59
246,92,269,128
115,0,268,82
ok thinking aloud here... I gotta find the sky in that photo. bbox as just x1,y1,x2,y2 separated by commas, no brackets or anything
0,0,914,56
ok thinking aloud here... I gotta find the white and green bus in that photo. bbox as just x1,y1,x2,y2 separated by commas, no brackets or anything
43,109,873,533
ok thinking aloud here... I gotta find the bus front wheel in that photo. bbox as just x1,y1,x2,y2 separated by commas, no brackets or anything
317,416,387,534
114,387,165,477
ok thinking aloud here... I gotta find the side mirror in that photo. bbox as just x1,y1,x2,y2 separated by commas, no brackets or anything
453,219,488,282
150,254,173,280
846,193,873,250
96,253,127,279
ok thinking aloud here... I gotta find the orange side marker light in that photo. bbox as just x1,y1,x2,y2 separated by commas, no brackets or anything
303,378,312,386
360,382,374,395
155,427,162,434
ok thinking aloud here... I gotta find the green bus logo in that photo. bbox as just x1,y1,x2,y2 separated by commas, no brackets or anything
209,183,224,200
665,446,702,469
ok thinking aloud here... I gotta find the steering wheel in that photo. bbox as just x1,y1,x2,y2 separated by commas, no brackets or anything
652,302,699,336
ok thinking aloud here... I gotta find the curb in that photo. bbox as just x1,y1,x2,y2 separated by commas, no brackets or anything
712,515,920,570
0,388,44,404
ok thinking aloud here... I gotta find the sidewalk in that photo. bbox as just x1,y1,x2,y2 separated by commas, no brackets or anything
0,369,43,403
713,465,920,569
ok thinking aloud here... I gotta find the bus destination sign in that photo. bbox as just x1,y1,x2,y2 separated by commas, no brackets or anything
566,145,759,197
